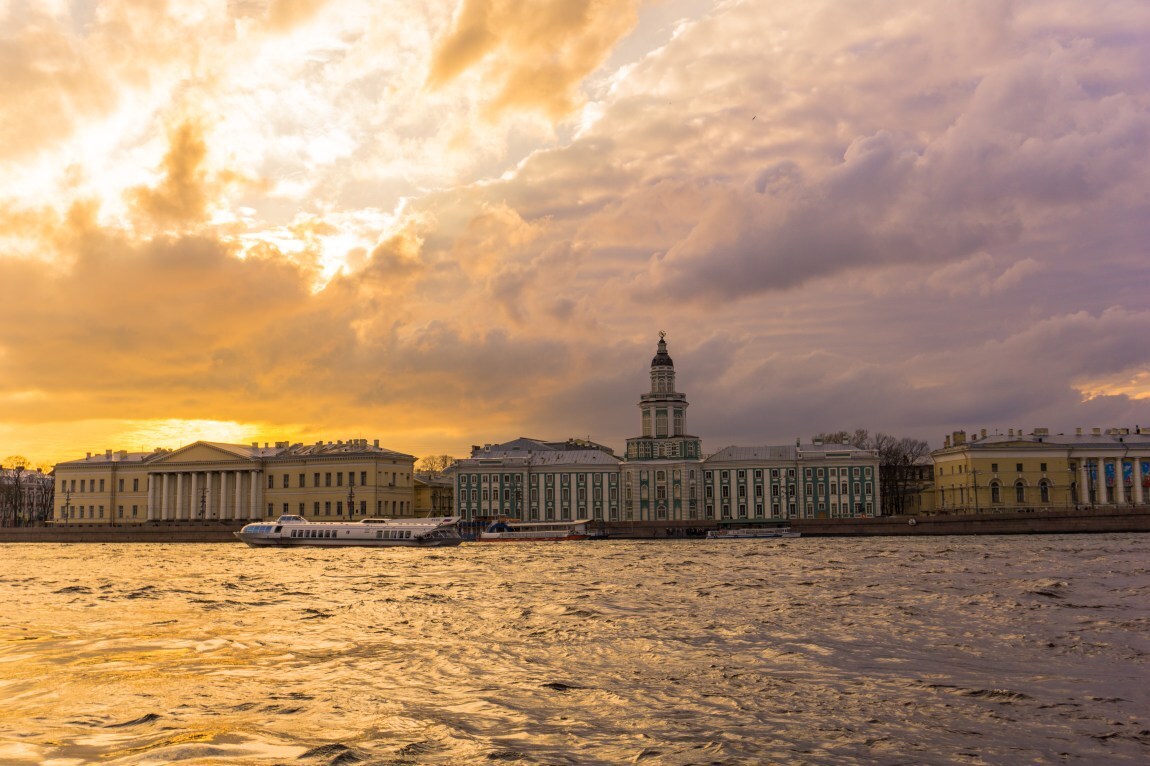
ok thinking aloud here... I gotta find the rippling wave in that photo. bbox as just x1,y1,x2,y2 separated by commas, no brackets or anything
1,535,1148,764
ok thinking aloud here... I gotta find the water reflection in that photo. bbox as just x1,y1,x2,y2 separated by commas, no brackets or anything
1,536,1148,764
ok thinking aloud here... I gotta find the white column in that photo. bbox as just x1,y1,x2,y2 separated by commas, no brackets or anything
1078,460,1089,507
203,471,213,520
147,475,156,521
180,472,189,519
216,471,226,519
1134,458,1145,506
234,471,243,520
1114,457,1126,505
250,470,259,519
162,474,171,520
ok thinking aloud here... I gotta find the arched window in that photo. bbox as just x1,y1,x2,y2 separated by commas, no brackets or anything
1039,480,1050,504
990,481,1001,504
1015,481,1026,503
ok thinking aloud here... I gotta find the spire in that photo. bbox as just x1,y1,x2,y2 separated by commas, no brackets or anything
651,330,674,368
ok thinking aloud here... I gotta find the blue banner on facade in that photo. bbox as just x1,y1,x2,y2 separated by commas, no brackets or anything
1105,462,1115,487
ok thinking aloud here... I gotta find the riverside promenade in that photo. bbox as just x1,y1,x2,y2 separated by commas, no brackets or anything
2,507,1149,542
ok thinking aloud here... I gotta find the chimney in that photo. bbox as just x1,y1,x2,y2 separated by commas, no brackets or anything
374,439,379,447
1092,428,1101,436
980,428,987,439
944,435,951,448
252,442,258,447
953,430,966,445
1008,428,1014,437
105,449,112,458
1075,427,1082,436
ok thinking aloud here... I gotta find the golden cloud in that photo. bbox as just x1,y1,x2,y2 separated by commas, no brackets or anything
428,0,642,119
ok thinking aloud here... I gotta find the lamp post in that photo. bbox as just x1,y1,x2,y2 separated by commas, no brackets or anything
13,465,24,528
63,487,72,527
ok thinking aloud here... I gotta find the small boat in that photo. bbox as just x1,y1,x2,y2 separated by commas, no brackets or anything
235,515,464,547
705,526,801,540
477,519,592,542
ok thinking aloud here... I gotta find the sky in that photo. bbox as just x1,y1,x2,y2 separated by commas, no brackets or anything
2,0,1149,468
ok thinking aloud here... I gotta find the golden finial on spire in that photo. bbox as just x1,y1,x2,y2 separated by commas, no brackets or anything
659,329,666,341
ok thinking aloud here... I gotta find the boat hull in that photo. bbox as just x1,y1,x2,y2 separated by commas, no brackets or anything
476,533,589,542
234,534,463,548
235,515,464,548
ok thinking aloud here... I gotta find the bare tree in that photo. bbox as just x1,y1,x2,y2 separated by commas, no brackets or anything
416,455,457,477
811,431,931,515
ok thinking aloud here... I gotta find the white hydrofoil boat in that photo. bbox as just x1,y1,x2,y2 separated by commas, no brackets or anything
235,515,463,547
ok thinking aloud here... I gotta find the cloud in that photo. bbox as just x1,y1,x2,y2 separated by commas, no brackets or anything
427,0,643,119
3,1,1150,466
127,121,213,229
266,0,331,32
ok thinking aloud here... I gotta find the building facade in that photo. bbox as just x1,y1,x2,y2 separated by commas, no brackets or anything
621,333,704,520
704,442,879,521
450,335,881,522
931,427,1150,514
450,438,621,521
52,439,416,524
414,472,455,516
1,466,54,527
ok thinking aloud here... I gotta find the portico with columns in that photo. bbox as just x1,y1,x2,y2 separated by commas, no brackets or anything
54,438,417,525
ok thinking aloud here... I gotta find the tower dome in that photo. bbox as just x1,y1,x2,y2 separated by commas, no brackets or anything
651,332,674,368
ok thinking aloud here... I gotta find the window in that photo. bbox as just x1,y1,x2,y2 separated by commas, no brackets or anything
990,482,1001,504
991,463,998,473
133,478,139,491
325,501,331,514
1040,463,1047,472
1015,482,1025,503
268,475,274,488
314,502,320,514
118,479,124,491
99,479,105,491
337,472,343,486
282,474,289,488
1040,481,1050,503
1016,463,1023,473
360,471,367,486
300,473,306,487
325,473,332,487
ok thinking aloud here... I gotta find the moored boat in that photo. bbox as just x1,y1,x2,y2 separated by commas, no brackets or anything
705,526,801,540
235,515,463,547
477,519,592,542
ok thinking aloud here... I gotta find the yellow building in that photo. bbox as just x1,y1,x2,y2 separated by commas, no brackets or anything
930,427,1150,514
53,439,416,524
413,472,455,517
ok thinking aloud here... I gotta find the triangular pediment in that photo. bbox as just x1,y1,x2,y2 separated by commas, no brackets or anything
149,441,258,466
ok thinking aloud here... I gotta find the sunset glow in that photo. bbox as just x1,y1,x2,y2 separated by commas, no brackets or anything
2,0,1149,467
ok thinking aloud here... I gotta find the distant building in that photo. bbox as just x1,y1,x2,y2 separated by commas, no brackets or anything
452,334,880,522
930,427,1150,513
449,437,621,521
621,333,705,520
52,439,415,524
1,466,54,527
704,442,879,521
414,472,454,516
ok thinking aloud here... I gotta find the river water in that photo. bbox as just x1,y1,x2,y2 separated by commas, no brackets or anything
1,535,1148,765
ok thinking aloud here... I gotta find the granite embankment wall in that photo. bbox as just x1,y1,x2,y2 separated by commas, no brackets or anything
609,507,1150,538
2,508,1149,542
0,522,246,543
